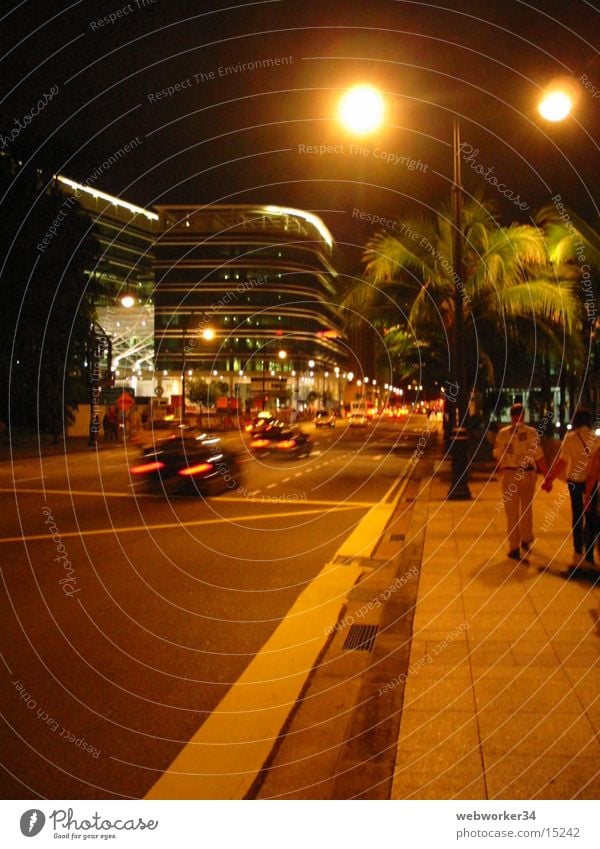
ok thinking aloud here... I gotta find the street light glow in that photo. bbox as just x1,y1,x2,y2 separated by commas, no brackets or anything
121,294,135,308
338,85,385,135
202,327,215,340
539,88,573,122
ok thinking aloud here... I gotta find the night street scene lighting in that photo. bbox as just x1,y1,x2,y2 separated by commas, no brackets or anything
2,0,600,832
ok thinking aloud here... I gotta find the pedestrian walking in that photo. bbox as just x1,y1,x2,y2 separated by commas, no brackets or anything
107,407,118,441
493,402,549,561
584,449,600,573
542,408,598,569
102,413,110,441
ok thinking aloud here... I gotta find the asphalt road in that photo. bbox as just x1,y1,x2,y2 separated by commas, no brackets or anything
0,416,434,799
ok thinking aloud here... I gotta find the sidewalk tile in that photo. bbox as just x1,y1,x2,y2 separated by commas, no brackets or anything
392,756,486,800
483,754,600,799
477,708,599,758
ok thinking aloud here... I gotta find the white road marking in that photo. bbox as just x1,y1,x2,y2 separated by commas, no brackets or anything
0,503,369,545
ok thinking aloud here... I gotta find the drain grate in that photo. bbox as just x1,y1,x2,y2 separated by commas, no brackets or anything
349,583,386,603
342,624,379,652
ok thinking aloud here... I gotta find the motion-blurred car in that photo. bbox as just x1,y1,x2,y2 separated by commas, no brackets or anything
348,413,369,427
244,412,278,435
313,409,336,428
130,430,242,496
249,426,312,459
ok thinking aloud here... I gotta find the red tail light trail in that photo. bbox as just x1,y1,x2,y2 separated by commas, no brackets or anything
130,461,165,474
178,462,214,477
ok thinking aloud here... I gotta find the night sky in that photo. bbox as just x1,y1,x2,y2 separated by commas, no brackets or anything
3,0,600,265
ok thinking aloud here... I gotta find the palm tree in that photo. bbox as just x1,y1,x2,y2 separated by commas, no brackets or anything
344,198,582,418
537,204,600,412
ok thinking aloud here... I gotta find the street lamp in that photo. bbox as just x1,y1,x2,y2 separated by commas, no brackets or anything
261,346,287,410
338,85,385,135
538,81,576,122
337,86,471,499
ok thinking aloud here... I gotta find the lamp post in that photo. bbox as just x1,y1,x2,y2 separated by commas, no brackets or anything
180,325,187,425
336,87,475,496
261,346,287,411
448,116,472,499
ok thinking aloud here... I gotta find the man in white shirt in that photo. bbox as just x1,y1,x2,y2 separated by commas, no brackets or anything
493,403,549,561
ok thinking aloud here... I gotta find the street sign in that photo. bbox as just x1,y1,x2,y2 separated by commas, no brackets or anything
116,392,135,410
103,387,135,406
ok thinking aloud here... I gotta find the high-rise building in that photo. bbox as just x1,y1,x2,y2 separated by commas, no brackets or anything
152,204,346,411
56,176,159,395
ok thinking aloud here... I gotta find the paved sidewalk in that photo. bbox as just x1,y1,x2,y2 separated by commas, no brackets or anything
391,462,600,799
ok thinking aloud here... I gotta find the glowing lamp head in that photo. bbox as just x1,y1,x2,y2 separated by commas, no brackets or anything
202,327,215,341
539,89,573,122
338,85,385,135
121,294,135,308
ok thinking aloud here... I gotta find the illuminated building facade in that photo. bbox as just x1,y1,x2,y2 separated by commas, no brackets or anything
56,176,159,396
152,205,346,410
56,177,347,410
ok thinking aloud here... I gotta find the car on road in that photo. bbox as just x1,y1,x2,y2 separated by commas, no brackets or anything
130,430,242,496
244,412,279,435
249,425,312,459
313,409,336,428
348,412,369,427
